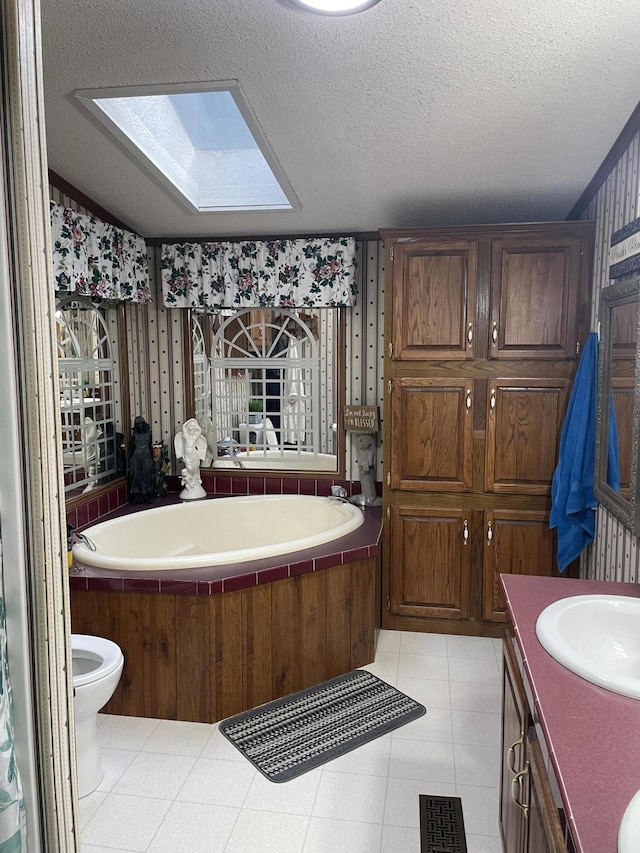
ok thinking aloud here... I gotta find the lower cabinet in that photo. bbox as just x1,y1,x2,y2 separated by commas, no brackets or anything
500,635,571,853
387,506,556,629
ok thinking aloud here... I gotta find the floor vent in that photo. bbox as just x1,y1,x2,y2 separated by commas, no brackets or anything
419,794,468,853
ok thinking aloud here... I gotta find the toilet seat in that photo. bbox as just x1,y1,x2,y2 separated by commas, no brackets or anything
71,634,123,687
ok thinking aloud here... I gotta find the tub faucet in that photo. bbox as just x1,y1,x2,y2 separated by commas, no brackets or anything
230,452,246,469
73,532,97,551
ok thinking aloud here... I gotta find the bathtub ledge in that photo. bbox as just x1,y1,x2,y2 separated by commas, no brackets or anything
69,505,382,596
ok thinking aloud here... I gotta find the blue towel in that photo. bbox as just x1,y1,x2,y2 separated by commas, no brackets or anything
549,331,620,571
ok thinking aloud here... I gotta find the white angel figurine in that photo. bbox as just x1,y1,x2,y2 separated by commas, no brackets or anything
174,418,207,500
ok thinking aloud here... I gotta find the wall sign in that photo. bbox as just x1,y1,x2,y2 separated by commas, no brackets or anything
343,405,379,432
610,217,640,279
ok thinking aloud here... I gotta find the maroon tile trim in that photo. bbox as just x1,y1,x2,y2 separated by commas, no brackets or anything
214,476,232,495
289,559,314,577
87,577,124,592
265,477,284,494
158,580,198,595
223,572,258,592
281,478,299,494
343,546,370,563
314,553,344,572
69,575,87,591
257,565,289,585
248,476,266,494
123,578,161,594
299,479,316,496
231,477,249,495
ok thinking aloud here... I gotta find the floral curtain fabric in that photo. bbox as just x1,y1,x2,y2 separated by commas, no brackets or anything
160,237,357,310
50,202,152,303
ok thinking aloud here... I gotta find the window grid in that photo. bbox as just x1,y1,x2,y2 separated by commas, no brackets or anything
210,310,321,459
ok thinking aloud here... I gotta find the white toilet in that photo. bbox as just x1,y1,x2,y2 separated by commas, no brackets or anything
71,634,124,798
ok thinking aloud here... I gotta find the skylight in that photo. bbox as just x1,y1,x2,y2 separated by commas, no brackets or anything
75,83,298,214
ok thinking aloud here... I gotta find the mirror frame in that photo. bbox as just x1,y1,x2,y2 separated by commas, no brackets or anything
183,308,347,479
594,275,640,533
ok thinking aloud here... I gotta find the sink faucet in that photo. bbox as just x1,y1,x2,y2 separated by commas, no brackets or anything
229,451,246,469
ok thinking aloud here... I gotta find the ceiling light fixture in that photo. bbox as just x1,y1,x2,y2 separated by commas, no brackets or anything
291,0,381,15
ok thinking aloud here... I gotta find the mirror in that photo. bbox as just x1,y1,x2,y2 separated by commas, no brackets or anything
56,296,128,498
595,276,640,532
188,308,345,475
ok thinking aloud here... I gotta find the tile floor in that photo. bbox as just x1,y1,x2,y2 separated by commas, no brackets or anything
79,630,504,853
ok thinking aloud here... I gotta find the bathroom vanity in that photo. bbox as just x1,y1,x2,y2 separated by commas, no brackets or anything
500,574,640,852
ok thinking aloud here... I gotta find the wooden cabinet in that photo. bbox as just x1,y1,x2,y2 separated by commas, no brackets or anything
484,380,570,495
501,635,571,853
381,222,593,635
389,239,478,361
501,634,528,852
389,377,473,492
482,510,555,622
489,234,584,360
388,506,471,620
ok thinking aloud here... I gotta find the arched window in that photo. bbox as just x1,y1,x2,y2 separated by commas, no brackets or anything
56,296,122,495
210,309,324,460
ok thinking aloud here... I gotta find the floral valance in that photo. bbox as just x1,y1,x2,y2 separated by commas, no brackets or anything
160,237,357,310
50,202,152,303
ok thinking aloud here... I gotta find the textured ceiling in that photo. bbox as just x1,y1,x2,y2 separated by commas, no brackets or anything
40,0,640,239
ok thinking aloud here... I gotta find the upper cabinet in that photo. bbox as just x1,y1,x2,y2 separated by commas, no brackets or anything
390,239,478,361
386,224,592,364
489,235,584,360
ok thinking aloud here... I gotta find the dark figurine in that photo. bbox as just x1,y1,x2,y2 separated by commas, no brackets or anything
127,416,154,503
152,441,170,497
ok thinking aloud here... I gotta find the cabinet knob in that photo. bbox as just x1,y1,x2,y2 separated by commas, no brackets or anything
467,322,473,345
489,389,496,413
465,389,472,412
463,519,469,546
491,321,498,345
487,520,493,545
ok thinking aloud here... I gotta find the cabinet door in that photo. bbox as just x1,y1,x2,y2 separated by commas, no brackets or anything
483,511,555,622
526,731,568,853
501,637,528,853
489,235,584,360
390,378,474,492
485,380,569,495
390,240,477,360
389,506,471,619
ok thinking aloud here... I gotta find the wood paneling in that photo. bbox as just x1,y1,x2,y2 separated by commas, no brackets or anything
70,557,380,723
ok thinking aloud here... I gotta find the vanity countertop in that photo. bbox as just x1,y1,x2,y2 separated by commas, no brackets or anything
501,574,640,853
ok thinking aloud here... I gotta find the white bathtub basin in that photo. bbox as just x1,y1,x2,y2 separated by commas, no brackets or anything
72,494,363,571
535,594,640,699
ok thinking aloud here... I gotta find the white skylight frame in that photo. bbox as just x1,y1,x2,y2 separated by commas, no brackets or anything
75,81,300,215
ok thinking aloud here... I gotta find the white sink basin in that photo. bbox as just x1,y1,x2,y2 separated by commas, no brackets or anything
619,789,640,853
535,594,640,700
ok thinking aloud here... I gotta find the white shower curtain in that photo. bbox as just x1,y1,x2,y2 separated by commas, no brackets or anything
0,544,27,851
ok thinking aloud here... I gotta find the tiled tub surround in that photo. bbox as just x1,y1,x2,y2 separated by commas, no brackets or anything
70,502,382,723
501,574,640,853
